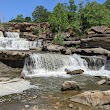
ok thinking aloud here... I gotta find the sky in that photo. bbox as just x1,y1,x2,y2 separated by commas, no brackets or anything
0,0,106,22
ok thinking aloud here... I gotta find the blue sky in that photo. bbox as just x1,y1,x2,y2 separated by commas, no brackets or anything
0,0,106,22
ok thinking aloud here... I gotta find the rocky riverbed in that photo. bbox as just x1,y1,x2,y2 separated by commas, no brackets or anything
0,73,110,110
0,53,110,110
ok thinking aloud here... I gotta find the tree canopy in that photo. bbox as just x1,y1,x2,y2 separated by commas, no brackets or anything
9,14,25,22
9,0,110,34
48,2,69,32
32,5,50,23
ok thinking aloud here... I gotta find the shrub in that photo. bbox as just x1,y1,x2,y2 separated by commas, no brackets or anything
53,32,64,46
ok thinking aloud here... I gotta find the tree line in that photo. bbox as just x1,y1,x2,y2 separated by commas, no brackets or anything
9,0,110,34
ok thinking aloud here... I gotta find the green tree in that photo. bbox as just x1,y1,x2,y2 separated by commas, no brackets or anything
32,5,50,22
9,14,25,22
67,0,79,31
104,0,110,10
48,2,69,32
25,17,31,22
78,1,110,33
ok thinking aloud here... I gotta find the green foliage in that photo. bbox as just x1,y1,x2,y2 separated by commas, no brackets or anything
75,44,80,49
67,0,77,20
25,17,31,22
32,5,50,22
77,1,110,34
9,14,25,22
53,32,64,46
8,0,110,36
33,27,41,35
104,0,110,10
48,2,69,32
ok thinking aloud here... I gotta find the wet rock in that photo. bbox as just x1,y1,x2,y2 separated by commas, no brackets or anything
97,79,106,85
61,81,80,91
69,104,73,108
107,76,110,81
70,90,110,106
106,81,110,85
25,105,29,108
66,69,84,75
20,72,25,79
65,68,71,72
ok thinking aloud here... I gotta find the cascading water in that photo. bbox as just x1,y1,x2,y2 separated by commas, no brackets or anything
22,53,110,77
0,31,4,38
81,56,106,70
0,32,42,50
5,32,20,38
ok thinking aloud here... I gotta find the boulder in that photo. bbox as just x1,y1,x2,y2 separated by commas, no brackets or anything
70,90,110,106
46,44,65,52
66,69,84,75
97,79,106,85
91,26,106,34
61,81,80,91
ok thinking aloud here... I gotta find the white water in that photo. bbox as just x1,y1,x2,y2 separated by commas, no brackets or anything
0,31,4,38
22,53,110,77
5,32,20,38
0,78,35,96
0,32,42,50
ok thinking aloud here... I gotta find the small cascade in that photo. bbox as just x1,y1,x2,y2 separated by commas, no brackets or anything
104,58,110,71
0,32,42,50
22,53,110,77
81,56,106,70
5,32,20,38
22,54,87,77
0,31,4,38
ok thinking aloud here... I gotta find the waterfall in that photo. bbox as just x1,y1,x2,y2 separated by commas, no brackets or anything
81,56,106,70
0,31,4,38
5,32,20,38
0,32,42,50
22,53,110,77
